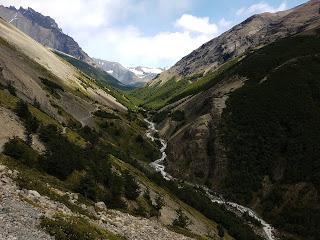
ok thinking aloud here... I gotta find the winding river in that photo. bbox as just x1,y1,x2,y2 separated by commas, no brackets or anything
144,118,277,240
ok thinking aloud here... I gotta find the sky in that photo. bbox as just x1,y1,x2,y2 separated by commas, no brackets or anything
0,0,308,68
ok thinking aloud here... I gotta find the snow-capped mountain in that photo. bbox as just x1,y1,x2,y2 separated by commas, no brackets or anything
94,59,164,86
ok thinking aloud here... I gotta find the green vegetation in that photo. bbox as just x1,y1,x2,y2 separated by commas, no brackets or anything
93,110,119,119
15,100,40,133
41,215,125,240
124,171,140,200
129,57,240,110
4,138,39,167
220,35,320,239
112,156,261,240
171,110,185,122
129,78,188,109
40,77,64,93
54,50,137,111
172,208,191,228
54,51,128,90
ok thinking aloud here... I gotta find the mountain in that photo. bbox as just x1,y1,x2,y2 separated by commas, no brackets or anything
0,5,93,64
149,0,320,87
94,59,164,86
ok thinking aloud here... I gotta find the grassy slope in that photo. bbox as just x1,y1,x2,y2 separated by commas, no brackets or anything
54,51,137,111
129,57,241,110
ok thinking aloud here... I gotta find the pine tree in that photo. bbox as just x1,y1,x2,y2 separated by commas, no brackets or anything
124,172,140,200
172,208,191,228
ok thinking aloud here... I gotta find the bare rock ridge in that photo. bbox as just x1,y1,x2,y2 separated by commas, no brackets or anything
152,0,320,85
0,5,93,64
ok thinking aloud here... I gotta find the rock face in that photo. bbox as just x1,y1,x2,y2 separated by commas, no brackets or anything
152,0,320,85
161,76,246,186
0,6,93,64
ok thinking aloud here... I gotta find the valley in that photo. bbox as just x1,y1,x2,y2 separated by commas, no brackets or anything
0,1,319,240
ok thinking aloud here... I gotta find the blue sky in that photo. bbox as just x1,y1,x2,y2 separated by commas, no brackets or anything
1,0,308,67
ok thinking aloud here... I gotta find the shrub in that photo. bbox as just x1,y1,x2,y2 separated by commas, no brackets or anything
154,195,165,211
218,224,225,238
172,208,191,228
76,174,97,201
135,134,144,144
7,83,16,96
171,110,185,122
15,100,39,133
93,110,119,119
40,77,64,93
40,216,124,240
124,172,140,200
3,138,39,167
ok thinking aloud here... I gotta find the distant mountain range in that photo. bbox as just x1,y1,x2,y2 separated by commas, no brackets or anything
94,59,164,86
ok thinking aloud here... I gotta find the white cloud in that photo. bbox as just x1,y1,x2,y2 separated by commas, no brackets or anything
0,0,230,67
175,14,218,35
218,18,232,29
82,25,216,67
236,1,287,17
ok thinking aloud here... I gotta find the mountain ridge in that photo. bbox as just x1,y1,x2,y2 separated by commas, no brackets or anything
0,5,93,64
151,0,320,86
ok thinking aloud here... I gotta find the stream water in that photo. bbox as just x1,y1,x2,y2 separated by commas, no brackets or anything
144,118,277,240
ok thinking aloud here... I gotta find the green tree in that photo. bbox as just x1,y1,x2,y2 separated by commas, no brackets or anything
172,208,191,228
154,195,165,211
76,174,97,201
218,224,225,238
124,172,140,200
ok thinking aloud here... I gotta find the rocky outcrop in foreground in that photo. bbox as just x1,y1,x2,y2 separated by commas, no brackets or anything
0,164,193,240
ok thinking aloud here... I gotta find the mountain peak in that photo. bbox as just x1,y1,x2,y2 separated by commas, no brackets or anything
0,5,92,64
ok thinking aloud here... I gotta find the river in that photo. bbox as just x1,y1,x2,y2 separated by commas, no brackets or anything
144,118,277,240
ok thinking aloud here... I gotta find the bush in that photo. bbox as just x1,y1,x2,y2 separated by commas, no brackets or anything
154,195,165,211
76,174,97,201
93,110,119,119
3,138,39,167
135,134,144,144
171,110,185,122
40,216,124,240
40,77,64,93
7,84,16,96
124,172,140,200
172,208,191,228
218,224,225,238
15,100,39,133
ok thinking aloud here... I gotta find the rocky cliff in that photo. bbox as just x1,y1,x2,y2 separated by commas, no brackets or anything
0,6,93,64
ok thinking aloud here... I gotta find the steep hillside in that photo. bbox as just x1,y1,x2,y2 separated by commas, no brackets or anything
0,5,93,64
131,0,320,109
155,32,320,240
0,17,126,125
